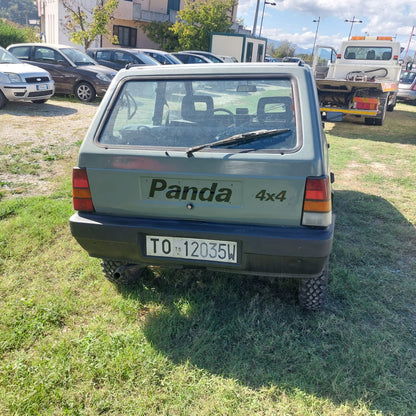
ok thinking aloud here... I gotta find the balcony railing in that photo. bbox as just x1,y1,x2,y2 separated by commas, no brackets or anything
133,3,177,23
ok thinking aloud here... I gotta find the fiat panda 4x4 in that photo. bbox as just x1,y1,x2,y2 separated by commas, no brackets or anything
70,62,335,310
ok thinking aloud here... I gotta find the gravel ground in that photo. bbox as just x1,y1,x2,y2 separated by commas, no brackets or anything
0,97,99,199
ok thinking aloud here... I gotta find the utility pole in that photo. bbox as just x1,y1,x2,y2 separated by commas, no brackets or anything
252,0,261,36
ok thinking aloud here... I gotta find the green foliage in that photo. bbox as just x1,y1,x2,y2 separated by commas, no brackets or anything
141,21,180,52
62,0,119,51
270,40,297,59
171,0,236,51
0,20,34,47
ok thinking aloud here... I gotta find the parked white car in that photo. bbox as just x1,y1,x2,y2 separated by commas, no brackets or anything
0,46,54,109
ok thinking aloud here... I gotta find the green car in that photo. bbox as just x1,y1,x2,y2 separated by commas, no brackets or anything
70,62,335,310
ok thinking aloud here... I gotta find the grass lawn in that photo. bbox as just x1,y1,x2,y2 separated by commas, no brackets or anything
0,101,415,415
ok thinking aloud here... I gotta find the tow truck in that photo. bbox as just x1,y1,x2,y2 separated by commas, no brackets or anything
312,36,402,125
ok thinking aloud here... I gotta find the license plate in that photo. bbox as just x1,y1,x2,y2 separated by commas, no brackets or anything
146,235,238,264
36,84,48,91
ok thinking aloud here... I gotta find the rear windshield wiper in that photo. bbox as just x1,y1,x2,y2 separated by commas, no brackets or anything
186,128,291,157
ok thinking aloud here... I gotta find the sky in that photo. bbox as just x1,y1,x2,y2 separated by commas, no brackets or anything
236,0,416,55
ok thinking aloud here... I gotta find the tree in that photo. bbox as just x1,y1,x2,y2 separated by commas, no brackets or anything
171,0,236,51
273,40,297,59
62,0,119,51
141,21,179,52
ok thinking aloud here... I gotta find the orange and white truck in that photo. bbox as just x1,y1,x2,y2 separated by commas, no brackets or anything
312,36,402,125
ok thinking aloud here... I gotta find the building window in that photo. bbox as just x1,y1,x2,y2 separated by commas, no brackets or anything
168,0,180,12
113,25,137,47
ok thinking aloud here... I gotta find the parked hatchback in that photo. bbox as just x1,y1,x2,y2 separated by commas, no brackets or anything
70,63,335,310
7,43,116,102
87,48,159,71
397,70,416,103
172,52,213,64
0,46,54,109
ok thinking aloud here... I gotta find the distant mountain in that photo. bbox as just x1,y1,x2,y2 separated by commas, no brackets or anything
295,46,313,55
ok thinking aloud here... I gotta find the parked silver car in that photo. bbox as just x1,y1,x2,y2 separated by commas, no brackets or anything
87,48,159,71
397,70,416,103
0,46,54,109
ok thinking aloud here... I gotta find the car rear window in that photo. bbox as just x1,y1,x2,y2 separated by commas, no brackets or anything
98,77,297,153
344,46,392,60
8,46,31,60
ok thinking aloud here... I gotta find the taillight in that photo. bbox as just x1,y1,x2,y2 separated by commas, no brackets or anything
302,177,332,227
411,83,416,91
72,167,95,212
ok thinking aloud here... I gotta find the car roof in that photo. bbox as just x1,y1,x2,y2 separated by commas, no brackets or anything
8,43,77,50
88,47,141,53
134,48,170,55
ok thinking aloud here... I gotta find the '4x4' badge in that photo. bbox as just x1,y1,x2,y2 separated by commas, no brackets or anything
255,189,287,202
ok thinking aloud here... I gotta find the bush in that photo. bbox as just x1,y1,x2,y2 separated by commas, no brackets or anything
0,20,36,48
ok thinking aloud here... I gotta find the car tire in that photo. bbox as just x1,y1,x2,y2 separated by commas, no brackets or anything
101,259,145,285
0,91,8,109
75,81,96,102
298,264,328,311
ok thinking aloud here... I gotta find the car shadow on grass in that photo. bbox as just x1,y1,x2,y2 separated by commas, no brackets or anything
326,104,416,145
118,190,416,416
3,100,81,117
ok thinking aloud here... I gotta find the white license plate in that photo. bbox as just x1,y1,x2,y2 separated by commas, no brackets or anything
146,235,238,264
36,84,48,91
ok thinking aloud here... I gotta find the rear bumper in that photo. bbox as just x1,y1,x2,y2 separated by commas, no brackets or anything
69,213,335,278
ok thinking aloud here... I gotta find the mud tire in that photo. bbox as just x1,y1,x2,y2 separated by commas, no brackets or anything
298,264,328,311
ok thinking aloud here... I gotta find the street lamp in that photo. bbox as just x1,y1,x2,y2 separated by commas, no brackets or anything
259,1,277,37
312,16,320,57
345,16,362,40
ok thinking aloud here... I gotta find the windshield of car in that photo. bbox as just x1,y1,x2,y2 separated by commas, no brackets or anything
185,52,223,63
400,71,416,84
0,48,21,64
60,48,96,66
132,52,159,65
98,77,297,153
144,52,181,65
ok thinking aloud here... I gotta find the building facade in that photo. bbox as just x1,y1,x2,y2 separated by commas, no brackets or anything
37,0,239,50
